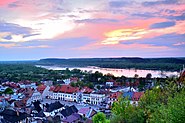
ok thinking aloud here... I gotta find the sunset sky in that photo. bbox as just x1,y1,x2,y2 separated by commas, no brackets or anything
0,0,185,60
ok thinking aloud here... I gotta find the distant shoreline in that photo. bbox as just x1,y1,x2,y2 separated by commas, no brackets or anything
36,65,179,78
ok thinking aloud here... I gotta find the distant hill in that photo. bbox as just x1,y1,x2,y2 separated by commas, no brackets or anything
37,57,185,71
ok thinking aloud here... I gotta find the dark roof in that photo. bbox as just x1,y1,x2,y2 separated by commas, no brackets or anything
62,113,81,123
60,105,78,117
45,101,64,112
0,109,29,123
32,100,42,113
36,110,45,117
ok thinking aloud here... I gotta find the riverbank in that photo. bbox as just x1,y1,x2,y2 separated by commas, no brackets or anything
36,65,179,78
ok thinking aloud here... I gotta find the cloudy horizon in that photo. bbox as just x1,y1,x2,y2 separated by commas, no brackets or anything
0,0,185,60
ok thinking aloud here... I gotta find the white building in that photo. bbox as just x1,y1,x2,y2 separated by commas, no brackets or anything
27,90,42,106
63,79,71,85
106,81,114,87
19,83,37,89
52,85,79,102
41,86,50,98
90,93,106,105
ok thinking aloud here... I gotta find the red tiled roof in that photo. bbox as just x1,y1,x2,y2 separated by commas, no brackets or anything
18,80,31,85
3,82,19,89
59,85,79,94
113,82,121,86
132,92,144,101
109,92,122,99
53,86,61,92
37,84,46,93
81,87,93,94
49,86,55,91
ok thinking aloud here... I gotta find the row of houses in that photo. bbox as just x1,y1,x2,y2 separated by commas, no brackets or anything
0,100,97,123
1,80,144,108
50,85,106,106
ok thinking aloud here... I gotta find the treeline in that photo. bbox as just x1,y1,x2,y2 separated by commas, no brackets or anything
0,64,159,91
38,57,185,71
93,79,185,123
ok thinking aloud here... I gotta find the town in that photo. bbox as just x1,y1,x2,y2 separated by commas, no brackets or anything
0,64,184,123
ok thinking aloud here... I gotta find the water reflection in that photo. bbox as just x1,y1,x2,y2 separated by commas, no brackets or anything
36,65,179,78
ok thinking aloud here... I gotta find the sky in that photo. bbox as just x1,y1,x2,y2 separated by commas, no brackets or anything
0,0,185,60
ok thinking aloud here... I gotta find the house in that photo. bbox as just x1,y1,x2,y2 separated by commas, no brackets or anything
0,108,29,123
123,92,134,100
26,90,42,106
120,87,137,93
18,81,37,89
41,86,52,99
10,93,24,101
60,105,78,119
43,101,64,117
113,82,122,87
52,85,79,101
47,86,55,99
106,80,114,87
0,99,9,112
78,107,97,118
132,92,144,101
2,82,19,89
0,86,7,93
70,77,78,83
79,87,93,103
108,92,122,105
42,80,53,86
61,113,82,123
36,84,46,94
90,92,106,105
55,80,65,85
63,79,71,85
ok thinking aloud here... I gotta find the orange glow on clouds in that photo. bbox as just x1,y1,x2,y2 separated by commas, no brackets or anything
102,28,146,44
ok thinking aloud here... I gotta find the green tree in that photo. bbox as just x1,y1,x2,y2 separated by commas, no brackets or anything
93,112,107,123
111,97,144,123
4,88,14,94
70,82,76,87
150,89,185,123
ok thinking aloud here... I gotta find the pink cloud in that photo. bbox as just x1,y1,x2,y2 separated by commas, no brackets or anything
0,0,16,6
0,43,17,48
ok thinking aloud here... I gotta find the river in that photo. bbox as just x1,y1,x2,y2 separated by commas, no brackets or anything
36,65,179,78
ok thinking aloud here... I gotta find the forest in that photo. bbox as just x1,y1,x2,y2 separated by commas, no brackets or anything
38,57,185,71
93,78,185,123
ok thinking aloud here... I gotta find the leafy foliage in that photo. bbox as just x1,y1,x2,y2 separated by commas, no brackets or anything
4,88,14,94
93,112,110,123
109,79,185,123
